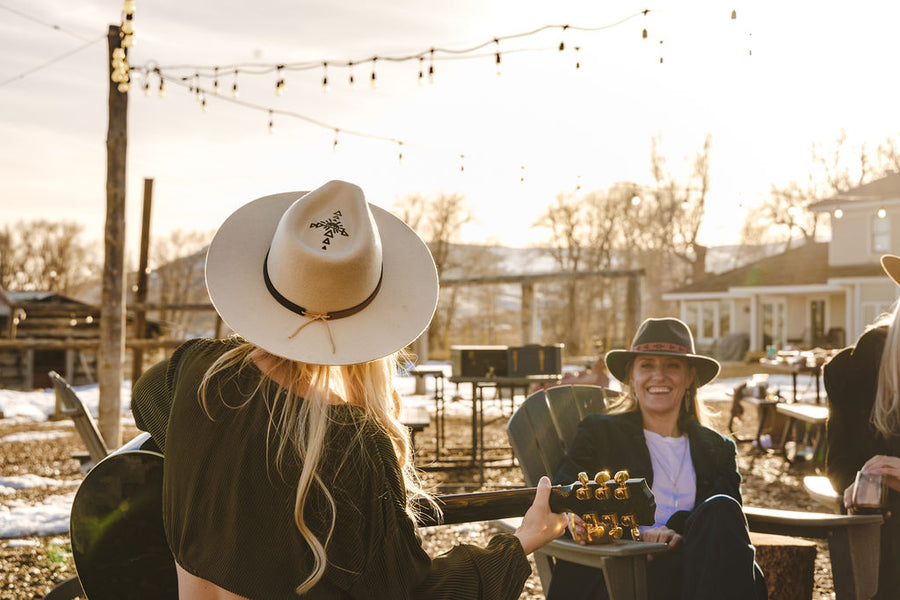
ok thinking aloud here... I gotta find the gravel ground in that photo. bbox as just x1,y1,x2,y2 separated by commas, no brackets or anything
1,400,836,599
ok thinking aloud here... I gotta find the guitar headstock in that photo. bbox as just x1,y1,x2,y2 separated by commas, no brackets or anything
548,470,655,543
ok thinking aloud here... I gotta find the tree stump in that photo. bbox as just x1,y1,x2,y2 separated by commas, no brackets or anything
751,532,817,600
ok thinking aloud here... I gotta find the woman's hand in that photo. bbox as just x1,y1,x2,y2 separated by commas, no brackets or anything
566,512,590,545
861,455,900,493
639,526,683,559
514,476,568,555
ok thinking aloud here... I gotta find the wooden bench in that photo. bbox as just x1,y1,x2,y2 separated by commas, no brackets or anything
775,402,829,464
504,385,882,600
48,370,109,472
400,405,430,455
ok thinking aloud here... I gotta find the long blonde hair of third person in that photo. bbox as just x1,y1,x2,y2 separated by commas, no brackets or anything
198,339,428,595
872,301,900,438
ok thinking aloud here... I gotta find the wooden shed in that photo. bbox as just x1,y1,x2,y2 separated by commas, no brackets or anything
0,289,161,389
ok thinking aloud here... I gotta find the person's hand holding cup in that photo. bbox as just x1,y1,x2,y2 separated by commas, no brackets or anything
848,470,884,515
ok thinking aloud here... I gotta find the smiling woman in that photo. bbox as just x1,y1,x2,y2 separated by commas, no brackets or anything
549,317,767,600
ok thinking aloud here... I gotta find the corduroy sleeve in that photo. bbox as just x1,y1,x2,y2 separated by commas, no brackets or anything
132,357,173,453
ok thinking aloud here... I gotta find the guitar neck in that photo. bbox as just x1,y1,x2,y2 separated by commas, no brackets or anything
413,487,564,527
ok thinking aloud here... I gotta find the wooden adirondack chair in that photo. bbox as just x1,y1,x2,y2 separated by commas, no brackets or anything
504,384,883,600
49,371,110,471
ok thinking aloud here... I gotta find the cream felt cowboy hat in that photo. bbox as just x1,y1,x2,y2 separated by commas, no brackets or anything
881,254,900,286
205,180,439,365
605,317,721,386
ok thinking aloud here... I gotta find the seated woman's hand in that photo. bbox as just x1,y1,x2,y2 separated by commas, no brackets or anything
640,526,683,558
514,476,568,555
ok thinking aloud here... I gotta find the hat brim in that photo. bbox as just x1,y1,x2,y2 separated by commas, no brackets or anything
205,191,439,365
605,349,720,387
882,255,900,287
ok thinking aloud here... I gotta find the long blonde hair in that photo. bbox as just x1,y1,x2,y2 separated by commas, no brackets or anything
198,338,428,594
871,301,900,437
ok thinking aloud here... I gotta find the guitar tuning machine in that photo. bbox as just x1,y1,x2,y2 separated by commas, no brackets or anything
576,472,592,500
613,470,630,500
593,471,611,500
620,514,642,541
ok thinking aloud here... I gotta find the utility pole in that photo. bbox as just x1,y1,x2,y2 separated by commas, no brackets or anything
131,177,153,387
98,24,127,449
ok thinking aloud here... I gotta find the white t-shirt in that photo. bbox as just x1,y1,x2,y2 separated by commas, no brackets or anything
642,429,696,530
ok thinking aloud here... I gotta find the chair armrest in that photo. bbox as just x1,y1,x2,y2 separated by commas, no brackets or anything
744,505,882,538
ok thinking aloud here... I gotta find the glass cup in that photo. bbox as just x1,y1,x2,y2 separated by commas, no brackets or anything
850,471,885,514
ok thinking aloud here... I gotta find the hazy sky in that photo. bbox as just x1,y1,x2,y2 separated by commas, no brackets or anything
2,0,899,257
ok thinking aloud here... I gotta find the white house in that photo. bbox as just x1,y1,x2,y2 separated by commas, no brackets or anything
663,172,900,354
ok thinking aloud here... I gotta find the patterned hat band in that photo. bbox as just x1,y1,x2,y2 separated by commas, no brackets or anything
631,342,691,355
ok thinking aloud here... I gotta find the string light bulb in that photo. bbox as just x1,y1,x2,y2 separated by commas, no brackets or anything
520,164,526,183
878,207,887,219
275,65,285,96
418,56,425,85
559,24,568,51
574,46,581,69
212,66,219,94
459,154,465,174
642,28,648,39
397,142,403,165
321,62,329,92
332,129,340,151
428,49,435,84
631,192,641,206
494,39,502,76
142,79,150,95
731,9,737,19
231,69,239,98
833,208,843,219
267,109,274,133
370,57,378,89
348,61,356,88
158,77,165,97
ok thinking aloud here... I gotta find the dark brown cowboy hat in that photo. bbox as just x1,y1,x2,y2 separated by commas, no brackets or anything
605,317,720,386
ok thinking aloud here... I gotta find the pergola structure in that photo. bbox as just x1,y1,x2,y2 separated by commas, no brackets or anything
440,268,645,347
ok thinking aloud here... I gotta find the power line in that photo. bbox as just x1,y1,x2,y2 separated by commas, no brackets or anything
0,35,106,88
0,3,97,42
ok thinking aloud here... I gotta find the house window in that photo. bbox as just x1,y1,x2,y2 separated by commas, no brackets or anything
871,214,891,253
718,301,731,336
810,300,825,344
702,304,715,339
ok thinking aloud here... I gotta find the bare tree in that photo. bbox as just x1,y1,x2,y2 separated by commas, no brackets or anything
393,191,476,355
648,133,713,283
0,220,99,294
149,229,214,337
748,129,886,248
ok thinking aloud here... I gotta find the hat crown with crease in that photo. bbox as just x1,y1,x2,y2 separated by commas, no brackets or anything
205,180,439,365
266,180,381,314
604,317,720,386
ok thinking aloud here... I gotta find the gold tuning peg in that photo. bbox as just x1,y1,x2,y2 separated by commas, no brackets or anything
613,470,631,500
576,472,591,500
601,514,623,539
620,513,641,539
593,470,611,500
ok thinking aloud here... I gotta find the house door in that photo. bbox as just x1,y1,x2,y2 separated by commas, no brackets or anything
761,299,787,350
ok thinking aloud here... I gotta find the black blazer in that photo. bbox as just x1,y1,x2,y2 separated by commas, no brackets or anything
553,411,742,534
825,326,900,503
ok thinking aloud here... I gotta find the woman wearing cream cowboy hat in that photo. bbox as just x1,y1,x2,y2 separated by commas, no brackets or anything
547,317,767,600
131,181,566,600
827,254,900,599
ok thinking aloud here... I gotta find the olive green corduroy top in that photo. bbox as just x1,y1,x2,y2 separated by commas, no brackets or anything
132,338,530,600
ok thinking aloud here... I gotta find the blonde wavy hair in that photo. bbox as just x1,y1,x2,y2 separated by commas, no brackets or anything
871,301,900,438
606,356,710,427
198,338,430,595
